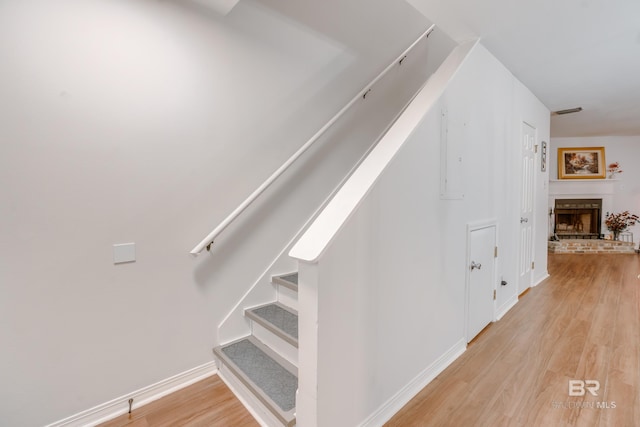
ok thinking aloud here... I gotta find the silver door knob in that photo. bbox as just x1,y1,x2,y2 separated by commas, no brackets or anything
470,261,482,271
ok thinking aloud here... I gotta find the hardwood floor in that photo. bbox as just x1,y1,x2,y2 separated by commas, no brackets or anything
99,254,639,427
385,254,640,427
98,375,258,427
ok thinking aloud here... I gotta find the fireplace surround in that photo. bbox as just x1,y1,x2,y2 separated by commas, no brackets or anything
547,180,630,253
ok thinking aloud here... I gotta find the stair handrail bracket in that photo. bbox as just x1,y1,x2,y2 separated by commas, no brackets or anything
190,25,435,256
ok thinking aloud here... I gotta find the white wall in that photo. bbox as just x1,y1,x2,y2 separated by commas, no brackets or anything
291,42,550,427
0,0,446,425
550,136,640,239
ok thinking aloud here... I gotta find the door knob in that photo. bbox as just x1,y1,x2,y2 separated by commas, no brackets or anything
520,217,529,223
470,261,482,271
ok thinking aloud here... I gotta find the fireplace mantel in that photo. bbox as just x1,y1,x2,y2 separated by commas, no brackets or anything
549,179,617,197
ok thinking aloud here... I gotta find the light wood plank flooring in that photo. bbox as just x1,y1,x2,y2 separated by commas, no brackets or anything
98,374,258,427
99,254,639,427
386,254,640,426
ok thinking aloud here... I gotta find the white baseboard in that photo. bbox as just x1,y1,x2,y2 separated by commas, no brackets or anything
358,338,467,427
532,272,550,287
46,361,217,427
496,294,518,321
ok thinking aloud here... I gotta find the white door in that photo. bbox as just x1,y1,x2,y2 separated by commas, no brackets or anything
467,223,496,342
518,123,536,294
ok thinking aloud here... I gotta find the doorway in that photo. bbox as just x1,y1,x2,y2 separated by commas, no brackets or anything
518,122,536,295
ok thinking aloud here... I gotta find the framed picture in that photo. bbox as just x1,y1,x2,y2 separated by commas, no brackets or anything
541,141,547,172
558,147,606,179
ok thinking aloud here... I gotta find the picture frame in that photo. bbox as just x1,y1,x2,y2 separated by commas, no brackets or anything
541,141,547,172
557,146,606,179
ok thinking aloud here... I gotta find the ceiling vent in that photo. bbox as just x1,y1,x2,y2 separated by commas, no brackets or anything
552,107,583,116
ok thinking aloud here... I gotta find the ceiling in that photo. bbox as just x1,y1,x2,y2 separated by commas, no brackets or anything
406,0,640,137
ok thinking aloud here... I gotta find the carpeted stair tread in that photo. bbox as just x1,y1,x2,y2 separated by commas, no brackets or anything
219,337,297,414
272,272,298,291
247,303,298,346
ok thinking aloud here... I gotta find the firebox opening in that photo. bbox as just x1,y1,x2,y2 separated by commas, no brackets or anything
554,199,602,239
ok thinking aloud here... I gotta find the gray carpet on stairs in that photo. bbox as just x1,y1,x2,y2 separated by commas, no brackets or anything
221,339,297,412
280,272,298,285
252,304,298,340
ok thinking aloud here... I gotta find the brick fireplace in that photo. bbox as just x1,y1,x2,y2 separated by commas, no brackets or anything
548,179,615,239
548,239,635,254
547,179,629,253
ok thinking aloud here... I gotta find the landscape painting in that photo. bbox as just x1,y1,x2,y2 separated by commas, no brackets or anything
558,147,606,179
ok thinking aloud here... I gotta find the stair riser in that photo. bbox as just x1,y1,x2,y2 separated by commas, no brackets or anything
216,363,293,427
213,337,297,427
251,321,298,367
278,285,298,311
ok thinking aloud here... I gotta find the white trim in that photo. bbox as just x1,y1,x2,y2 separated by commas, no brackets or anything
466,218,499,231
495,294,518,321
45,361,217,427
532,272,550,287
357,339,466,427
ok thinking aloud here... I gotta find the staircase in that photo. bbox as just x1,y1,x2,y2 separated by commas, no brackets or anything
213,273,299,427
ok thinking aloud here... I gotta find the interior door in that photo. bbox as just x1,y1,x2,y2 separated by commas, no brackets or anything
467,223,496,342
518,122,536,294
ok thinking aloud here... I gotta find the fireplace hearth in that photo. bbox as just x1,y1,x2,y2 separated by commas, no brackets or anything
554,198,602,239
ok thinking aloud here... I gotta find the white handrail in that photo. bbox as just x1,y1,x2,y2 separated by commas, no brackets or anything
190,25,435,255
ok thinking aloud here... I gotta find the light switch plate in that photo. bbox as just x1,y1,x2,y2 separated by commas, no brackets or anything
113,243,136,264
